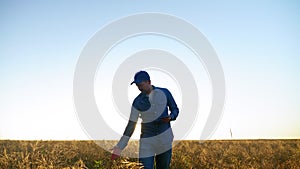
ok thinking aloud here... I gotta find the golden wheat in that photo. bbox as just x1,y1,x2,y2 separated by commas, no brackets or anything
0,140,299,169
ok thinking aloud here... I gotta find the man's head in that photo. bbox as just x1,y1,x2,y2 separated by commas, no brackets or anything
130,71,150,85
131,71,152,94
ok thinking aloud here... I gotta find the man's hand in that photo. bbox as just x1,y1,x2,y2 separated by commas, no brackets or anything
111,147,122,160
161,116,171,123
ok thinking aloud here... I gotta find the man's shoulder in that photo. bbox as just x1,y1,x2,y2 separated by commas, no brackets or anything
133,92,146,100
132,93,150,111
154,86,170,94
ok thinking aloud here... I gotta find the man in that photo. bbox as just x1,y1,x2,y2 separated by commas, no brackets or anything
111,70,179,169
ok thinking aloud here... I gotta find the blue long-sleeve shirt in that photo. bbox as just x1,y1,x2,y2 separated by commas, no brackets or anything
117,86,179,149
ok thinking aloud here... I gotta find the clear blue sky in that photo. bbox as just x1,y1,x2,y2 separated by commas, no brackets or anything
1,0,299,140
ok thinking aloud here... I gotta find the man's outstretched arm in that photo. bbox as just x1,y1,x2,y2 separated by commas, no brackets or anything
111,107,139,160
115,120,137,149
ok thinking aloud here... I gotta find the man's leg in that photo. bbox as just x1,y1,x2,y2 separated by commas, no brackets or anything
155,148,172,169
139,156,155,169
139,138,155,169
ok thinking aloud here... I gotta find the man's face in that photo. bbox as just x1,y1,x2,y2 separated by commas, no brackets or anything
136,81,151,94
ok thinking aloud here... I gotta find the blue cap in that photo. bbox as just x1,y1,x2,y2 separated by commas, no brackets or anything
130,71,150,85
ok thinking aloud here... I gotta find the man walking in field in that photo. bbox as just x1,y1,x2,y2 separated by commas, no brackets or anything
111,70,179,169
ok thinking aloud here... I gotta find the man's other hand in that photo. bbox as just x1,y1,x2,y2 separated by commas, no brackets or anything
161,116,171,123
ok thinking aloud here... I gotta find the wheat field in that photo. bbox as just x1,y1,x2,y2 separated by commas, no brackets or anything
0,139,299,169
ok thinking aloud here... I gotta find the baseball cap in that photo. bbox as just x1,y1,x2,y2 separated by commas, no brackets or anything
130,71,150,85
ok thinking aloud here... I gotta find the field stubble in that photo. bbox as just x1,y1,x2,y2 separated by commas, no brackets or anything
0,139,299,169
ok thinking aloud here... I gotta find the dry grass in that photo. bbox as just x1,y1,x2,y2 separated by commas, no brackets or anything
171,140,300,169
0,140,299,169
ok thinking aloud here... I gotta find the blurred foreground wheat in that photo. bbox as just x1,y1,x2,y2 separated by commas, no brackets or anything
0,140,299,169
